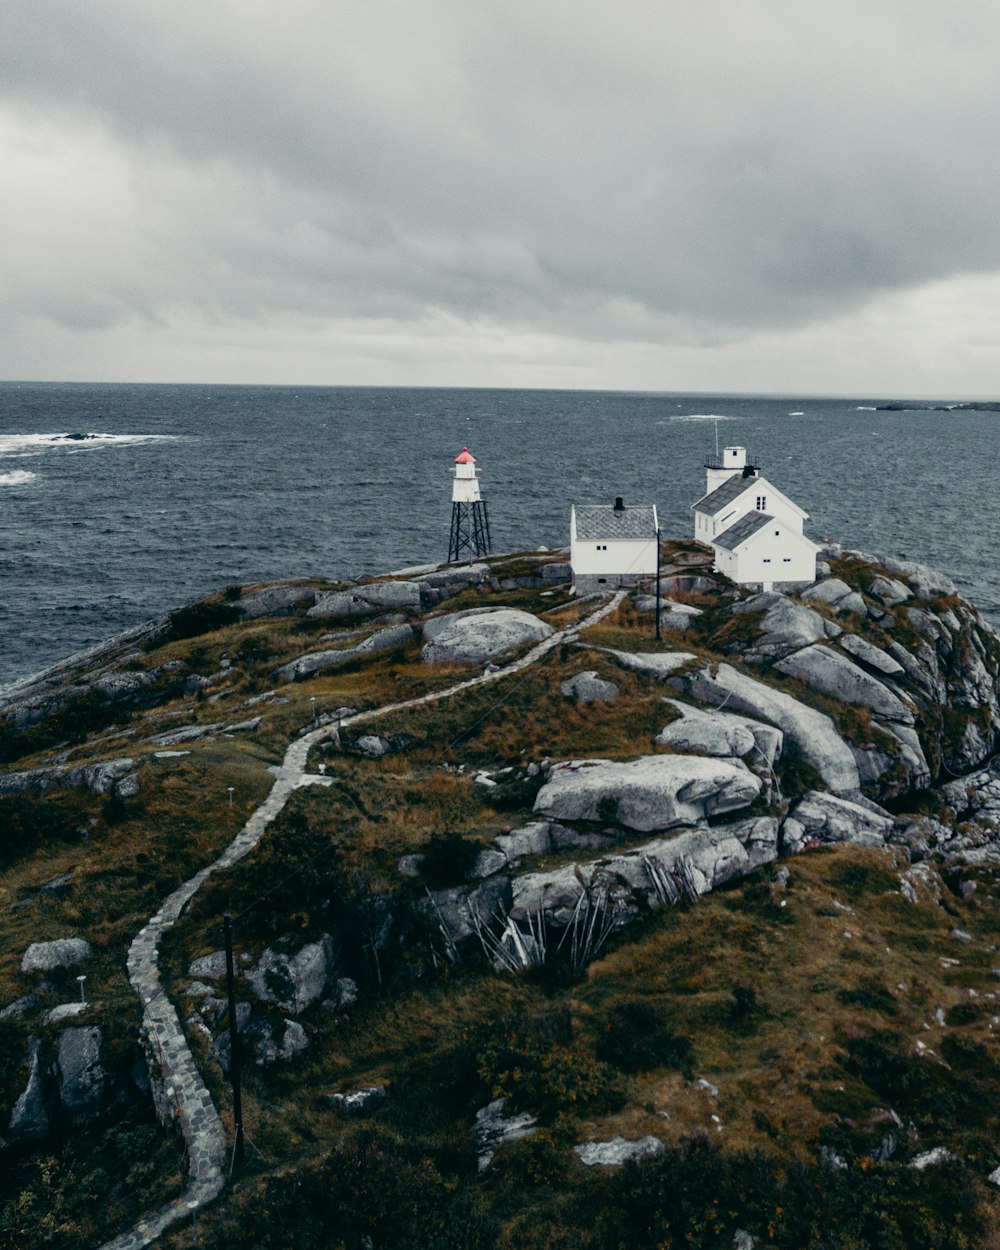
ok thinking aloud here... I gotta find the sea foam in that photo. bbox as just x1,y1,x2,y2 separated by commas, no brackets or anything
0,432,178,456
0,470,37,486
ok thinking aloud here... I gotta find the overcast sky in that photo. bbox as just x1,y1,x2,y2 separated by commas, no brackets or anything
4,1,1000,395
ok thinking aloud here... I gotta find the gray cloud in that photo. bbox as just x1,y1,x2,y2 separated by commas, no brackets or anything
5,1,1000,383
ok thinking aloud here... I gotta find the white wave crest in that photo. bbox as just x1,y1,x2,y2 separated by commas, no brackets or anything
0,470,37,486
670,413,734,422
787,411,805,416
0,432,179,457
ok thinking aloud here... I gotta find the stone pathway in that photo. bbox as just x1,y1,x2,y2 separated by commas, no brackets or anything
96,591,625,1250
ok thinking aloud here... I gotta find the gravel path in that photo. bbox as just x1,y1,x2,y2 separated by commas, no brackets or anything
96,591,625,1250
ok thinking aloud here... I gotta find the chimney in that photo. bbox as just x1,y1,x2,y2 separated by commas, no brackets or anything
613,496,625,512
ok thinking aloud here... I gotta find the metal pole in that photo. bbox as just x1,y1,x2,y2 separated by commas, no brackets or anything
223,914,245,1168
655,526,662,642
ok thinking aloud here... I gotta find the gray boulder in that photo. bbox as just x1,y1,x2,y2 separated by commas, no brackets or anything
560,671,620,705
734,592,834,661
801,578,867,615
597,816,779,903
880,557,956,600
574,1136,664,1166
775,644,915,724
657,700,782,768
21,938,92,974
188,951,228,980
867,574,911,607
672,663,860,793
236,583,321,619
55,1026,105,1123
635,598,703,630
244,937,335,1013
88,671,155,700
308,580,422,618
509,816,779,923
495,821,553,862
279,1020,309,1061
534,756,761,831
782,791,896,853
602,648,696,679
277,623,415,682
839,633,905,676
475,1098,538,1171
422,608,554,664
326,1085,388,1115
7,1037,50,1142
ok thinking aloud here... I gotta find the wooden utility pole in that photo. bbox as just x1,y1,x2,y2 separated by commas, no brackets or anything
223,913,245,1168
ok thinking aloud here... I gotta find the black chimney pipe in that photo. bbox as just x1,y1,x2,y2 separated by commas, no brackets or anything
613,496,624,511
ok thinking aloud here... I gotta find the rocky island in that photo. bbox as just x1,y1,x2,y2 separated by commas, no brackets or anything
3,541,1000,1249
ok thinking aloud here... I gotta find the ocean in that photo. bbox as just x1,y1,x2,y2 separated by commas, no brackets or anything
0,382,993,691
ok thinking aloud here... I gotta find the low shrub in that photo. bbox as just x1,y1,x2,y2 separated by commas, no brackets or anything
167,599,240,641
595,997,692,1073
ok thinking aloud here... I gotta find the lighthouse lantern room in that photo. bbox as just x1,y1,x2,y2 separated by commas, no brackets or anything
447,447,492,563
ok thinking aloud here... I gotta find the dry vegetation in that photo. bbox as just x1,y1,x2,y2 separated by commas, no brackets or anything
4,554,1000,1248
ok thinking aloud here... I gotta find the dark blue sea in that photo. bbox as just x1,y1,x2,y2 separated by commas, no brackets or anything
0,383,993,691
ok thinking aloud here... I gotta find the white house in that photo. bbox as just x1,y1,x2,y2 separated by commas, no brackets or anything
571,497,659,595
692,447,818,591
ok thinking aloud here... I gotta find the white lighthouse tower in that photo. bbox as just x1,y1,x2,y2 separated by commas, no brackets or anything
447,447,492,563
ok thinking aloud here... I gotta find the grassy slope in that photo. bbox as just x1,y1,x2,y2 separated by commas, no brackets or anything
3,554,1000,1248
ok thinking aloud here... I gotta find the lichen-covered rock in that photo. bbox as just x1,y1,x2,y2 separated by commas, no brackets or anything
236,583,322,619
734,592,837,662
7,1037,50,1142
801,578,867,616
277,623,415,682
188,951,228,980
657,701,782,768
574,1136,664,1166
671,663,861,794
21,938,92,974
560,671,620,704
422,608,553,664
510,816,779,923
326,1085,388,1115
55,1026,105,1123
775,644,915,724
604,648,696,679
475,1098,538,1171
534,756,762,831
839,633,906,676
244,936,336,1013
308,580,422,618
782,791,896,853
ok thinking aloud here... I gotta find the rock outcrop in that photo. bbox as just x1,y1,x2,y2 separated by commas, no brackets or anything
669,663,861,795
422,608,554,664
277,623,415,683
534,756,762,832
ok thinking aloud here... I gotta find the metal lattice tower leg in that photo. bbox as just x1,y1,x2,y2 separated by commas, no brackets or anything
448,500,492,563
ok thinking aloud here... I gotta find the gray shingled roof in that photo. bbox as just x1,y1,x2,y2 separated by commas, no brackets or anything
691,471,760,515
714,511,773,551
574,503,657,540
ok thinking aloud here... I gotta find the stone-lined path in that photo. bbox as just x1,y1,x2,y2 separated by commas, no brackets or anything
97,592,625,1250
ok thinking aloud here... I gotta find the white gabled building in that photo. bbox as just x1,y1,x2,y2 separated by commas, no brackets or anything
692,447,818,591
571,496,659,595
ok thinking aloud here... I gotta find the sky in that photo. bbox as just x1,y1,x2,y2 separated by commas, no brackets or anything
4,1,1000,396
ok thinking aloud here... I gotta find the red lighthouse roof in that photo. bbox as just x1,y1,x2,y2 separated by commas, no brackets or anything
454,448,476,464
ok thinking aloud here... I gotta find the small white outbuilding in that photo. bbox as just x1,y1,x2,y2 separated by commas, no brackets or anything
692,447,818,591
570,497,659,595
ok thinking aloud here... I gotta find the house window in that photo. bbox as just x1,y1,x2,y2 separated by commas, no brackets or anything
783,558,791,563
595,544,607,551
763,558,772,564
774,530,779,536
756,495,767,510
